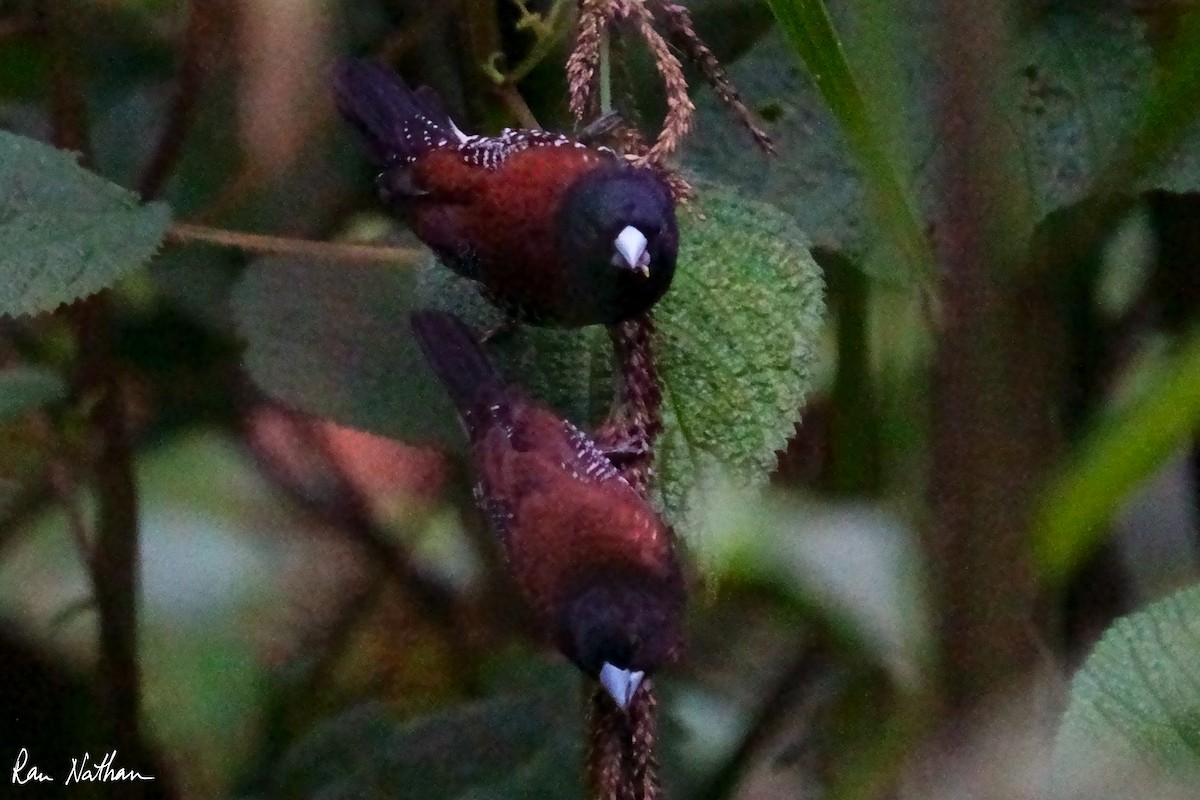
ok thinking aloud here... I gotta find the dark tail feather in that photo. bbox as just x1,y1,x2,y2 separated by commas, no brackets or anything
333,58,458,166
411,311,508,422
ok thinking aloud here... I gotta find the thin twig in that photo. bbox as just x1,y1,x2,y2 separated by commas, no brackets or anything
567,0,607,121
39,7,91,161
502,0,573,84
76,300,146,799
137,0,223,200
242,404,479,691
588,687,635,800
49,456,94,570
629,679,661,798
167,222,424,265
492,82,542,129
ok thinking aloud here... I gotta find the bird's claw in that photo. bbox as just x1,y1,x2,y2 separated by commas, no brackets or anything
577,111,623,146
478,317,519,345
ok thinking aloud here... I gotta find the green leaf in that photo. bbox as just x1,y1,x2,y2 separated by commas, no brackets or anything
653,186,824,530
1032,328,1200,586
0,366,66,421
237,185,824,545
763,0,935,286
415,265,616,429
1101,10,1200,199
0,130,171,317
417,183,826,538
696,484,930,686
1051,584,1200,795
232,257,463,447
266,677,580,800
688,6,1186,272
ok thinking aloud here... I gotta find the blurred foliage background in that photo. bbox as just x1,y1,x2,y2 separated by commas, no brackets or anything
3,0,1200,798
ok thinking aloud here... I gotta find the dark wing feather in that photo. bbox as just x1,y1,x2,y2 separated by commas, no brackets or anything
333,58,459,166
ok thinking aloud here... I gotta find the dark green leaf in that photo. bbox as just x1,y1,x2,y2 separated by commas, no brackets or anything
1051,584,1200,795
266,675,579,800
415,264,616,429
763,0,935,286
652,185,824,530
0,366,66,421
0,130,171,317
232,257,462,447
688,7,1185,271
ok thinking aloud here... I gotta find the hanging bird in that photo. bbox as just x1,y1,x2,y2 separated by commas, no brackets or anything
335,58,679,328
410,310,684,709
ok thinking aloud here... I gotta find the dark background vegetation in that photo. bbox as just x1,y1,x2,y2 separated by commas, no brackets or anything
2,0,1200,798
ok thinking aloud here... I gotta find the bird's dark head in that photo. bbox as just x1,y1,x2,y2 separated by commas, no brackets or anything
557,166,678,325
555,570,684,711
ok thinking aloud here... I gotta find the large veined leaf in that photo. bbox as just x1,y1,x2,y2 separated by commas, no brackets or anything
1051,584,1200,796
236,184,824,546
0,130,171,317
653,187,824,529
764,0,934,286
686,7,1175,271
233,257,463,448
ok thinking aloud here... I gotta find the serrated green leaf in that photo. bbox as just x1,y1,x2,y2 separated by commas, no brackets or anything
1051,584,1200,795
416,183,825,541
653,186,824,530
266,676,579,800
0,130,171,317
0,366,66,421
232,257,462,446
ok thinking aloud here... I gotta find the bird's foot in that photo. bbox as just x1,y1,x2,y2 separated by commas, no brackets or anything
592,424,649,467
577,111,623,146
478,317,519,345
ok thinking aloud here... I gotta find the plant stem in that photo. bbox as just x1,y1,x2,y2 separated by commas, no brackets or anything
42,5,151,795
75,296,147,799
926,0,1047,707
138,0,220,200
823,251,881,495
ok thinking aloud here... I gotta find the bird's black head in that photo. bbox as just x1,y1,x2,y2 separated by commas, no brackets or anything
556,166,679,326
555,571,684,710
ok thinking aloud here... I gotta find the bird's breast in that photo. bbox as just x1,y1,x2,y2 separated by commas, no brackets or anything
408,145,616,322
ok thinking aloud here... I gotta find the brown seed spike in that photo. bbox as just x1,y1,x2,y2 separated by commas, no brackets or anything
656,1,777,155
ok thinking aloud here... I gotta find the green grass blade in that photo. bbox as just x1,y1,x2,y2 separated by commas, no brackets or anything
1033,329,1200,585
764,0,935,287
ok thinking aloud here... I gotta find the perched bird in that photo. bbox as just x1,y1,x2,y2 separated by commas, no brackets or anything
335,59,679,327
411,310,684,709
